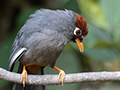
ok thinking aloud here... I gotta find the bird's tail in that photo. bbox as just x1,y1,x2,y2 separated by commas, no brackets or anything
12,63,45,90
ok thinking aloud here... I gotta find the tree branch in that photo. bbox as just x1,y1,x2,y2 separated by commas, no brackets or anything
0,68,120,85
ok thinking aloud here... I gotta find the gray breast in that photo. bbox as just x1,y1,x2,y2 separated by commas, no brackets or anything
19,31,68,67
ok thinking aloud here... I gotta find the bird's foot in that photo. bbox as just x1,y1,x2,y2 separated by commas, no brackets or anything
58,70,65,85
20,65,28,87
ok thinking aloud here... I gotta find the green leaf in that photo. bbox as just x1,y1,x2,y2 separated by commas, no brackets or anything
99,0,120,45
59,0,81,13
77,0,107,29
99,0,120,30
93,40,112,48
84,23,112,48
84,48,117,61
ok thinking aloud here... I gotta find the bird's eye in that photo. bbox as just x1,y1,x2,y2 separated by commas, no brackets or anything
74,27,82,35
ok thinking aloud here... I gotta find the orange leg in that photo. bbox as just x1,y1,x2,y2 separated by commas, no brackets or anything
20,65,28,87
53,66,65,85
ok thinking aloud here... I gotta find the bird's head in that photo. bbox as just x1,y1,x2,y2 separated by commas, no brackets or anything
73,14,88,52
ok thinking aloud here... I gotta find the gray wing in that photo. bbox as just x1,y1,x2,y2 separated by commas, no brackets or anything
8,47,27,71
8,35,27,71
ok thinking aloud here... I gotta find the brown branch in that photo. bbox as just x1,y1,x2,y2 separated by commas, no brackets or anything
0,68,120,85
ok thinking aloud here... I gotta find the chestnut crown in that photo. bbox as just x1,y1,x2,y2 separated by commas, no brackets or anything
75,14,88,37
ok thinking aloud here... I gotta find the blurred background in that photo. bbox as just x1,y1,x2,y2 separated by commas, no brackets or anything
0,0,120,90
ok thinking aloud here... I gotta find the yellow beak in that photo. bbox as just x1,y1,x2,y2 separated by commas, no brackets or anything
75,38,84,52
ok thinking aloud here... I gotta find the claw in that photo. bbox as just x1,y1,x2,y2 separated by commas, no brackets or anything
53,66,65,85
20,65,28,87
58,70,65,85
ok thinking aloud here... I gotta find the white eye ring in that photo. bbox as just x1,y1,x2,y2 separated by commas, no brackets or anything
74,27,82,35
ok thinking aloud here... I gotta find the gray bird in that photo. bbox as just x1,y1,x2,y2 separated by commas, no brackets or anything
8,9,88,90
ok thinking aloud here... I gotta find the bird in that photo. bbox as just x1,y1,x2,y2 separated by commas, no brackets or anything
8,9,88,90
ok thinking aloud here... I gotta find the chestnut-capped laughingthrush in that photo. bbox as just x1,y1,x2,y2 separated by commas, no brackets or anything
8,9,88,90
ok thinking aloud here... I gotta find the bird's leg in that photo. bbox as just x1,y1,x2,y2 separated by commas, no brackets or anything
53,66,65,85
20,65,28,87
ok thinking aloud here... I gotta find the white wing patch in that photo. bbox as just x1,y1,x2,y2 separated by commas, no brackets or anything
12,48,27,61
11,48,27,64
8,47,27,71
